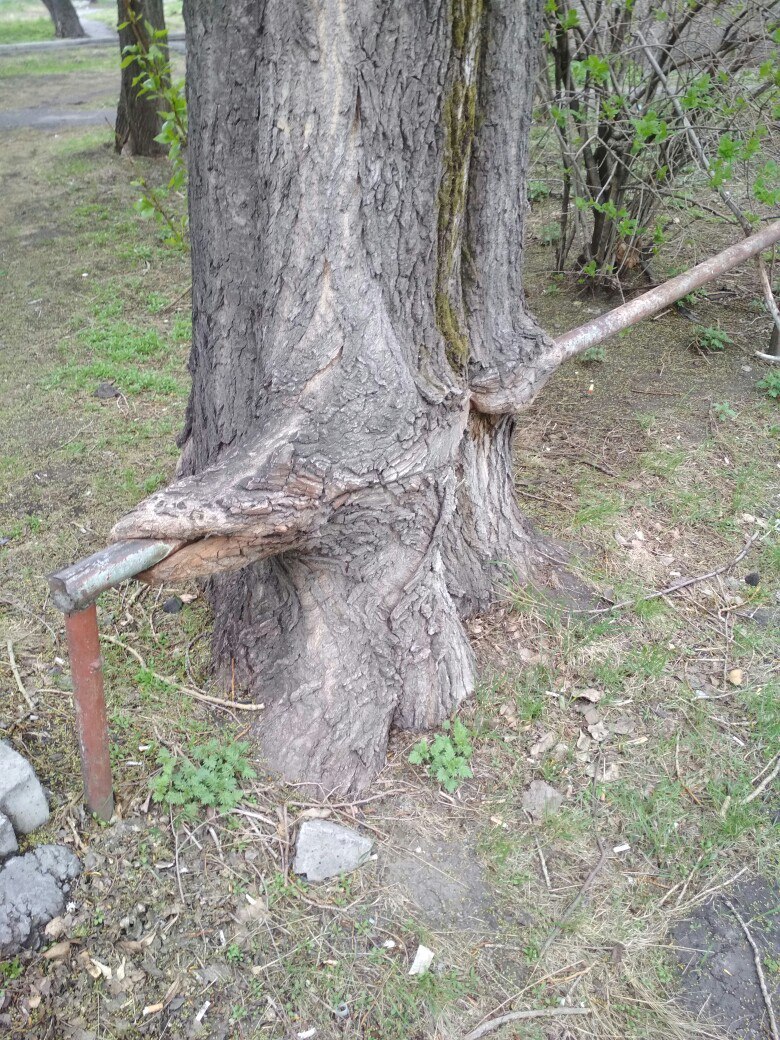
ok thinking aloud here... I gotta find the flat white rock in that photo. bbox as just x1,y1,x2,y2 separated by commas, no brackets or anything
293,820,372,882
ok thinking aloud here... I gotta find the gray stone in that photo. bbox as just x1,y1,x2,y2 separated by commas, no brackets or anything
522,780,564,820
0,813,17,861
293,820,372,882
0,844,81,957
0,742,49,834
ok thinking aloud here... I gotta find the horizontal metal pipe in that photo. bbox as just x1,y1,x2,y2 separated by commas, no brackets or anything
48,539,177,613
46,222,780,611
554,218,780,360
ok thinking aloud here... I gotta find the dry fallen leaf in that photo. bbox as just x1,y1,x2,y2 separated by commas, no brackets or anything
90,958,112,981
44,916,66,939
76,950,101,980
588,721,610,742
296,808,331,822
529,731,556,758
573,688,602,703
118,931,156,953
42,940,72,961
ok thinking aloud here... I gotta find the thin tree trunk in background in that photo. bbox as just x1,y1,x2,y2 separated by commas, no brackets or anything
114,0,565,794
41,0,85,39
115,0,167,157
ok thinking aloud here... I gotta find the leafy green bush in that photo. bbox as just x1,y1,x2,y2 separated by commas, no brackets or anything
582,346,606,364
409,719,474,793
758,370,780,400
713,401,737,422
695,326,731,353
539,0,779,281
151,739,256,822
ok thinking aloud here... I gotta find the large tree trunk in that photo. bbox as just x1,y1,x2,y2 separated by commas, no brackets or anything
113,0,562,794
41,0,85,38
115,0,168,157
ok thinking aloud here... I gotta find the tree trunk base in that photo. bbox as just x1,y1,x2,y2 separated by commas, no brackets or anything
202,416,577,795
208,471,475,794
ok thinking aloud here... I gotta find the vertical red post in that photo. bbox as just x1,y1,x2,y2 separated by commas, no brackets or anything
64,604,114,821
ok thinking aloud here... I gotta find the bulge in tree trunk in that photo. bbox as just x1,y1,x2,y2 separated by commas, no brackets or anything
115,0,168,157
41,0,85,39
113,0,572,794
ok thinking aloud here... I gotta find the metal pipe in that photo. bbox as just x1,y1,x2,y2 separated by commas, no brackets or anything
48,539,177,613
64,604,114,822
554,218,780,361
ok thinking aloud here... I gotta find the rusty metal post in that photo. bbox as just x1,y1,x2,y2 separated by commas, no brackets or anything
64,604,114,822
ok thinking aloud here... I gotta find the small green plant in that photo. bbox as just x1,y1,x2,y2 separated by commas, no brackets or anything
225,943,244,964
409,719,474,792
539,221,561,246
0,957,23,981
150,738,256,822
758,371,780,400
120,17,188,245
528,180,551,203
581,346,606,364
694,325,731,353
713,401,738,422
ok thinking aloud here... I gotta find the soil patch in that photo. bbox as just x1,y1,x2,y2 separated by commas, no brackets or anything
672,876,780,1039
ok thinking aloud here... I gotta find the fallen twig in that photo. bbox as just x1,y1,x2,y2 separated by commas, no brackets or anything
743,755,780,805
586,534,760,616
463,1005,591,1040
756,351,780,365
100,634,265,712
725,898,780,1040
536,840,611,962
7,640,34,711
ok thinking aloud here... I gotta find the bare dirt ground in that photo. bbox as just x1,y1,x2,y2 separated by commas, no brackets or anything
0,45,778,1040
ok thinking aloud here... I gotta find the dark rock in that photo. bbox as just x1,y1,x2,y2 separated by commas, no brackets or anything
0,845,81,956
94,381,120,399
744,572,761,587
162,596,183,614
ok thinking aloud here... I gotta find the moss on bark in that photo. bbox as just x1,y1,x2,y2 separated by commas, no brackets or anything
436,0,483,370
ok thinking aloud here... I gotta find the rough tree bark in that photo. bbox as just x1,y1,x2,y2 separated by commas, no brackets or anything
41,0,85,39
115,0,168,156
112,0,567,794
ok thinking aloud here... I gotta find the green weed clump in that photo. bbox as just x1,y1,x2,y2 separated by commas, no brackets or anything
757,370,780,400
409,718,474,792
694,325,731,352
151,739,256,822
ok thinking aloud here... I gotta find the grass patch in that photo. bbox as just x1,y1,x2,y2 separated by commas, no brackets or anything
0,48,118,79
0,17,53,43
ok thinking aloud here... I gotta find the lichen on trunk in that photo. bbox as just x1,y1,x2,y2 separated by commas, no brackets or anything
435,0,483,370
